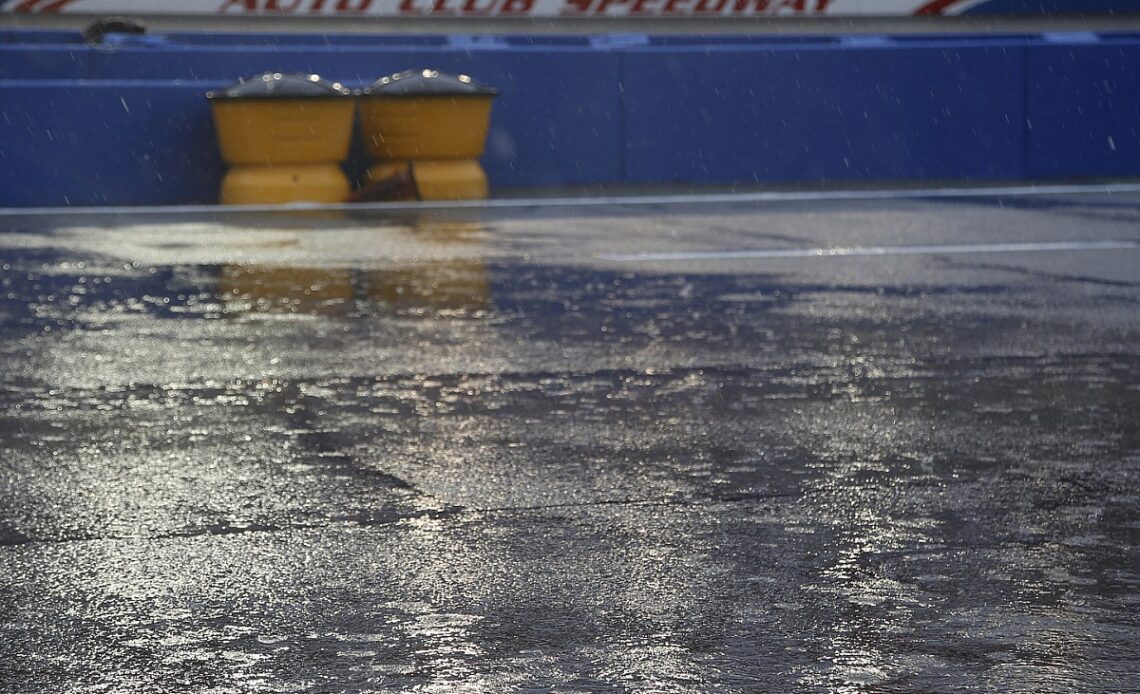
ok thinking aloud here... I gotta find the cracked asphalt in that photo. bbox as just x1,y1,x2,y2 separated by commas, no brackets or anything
1,190,1139,693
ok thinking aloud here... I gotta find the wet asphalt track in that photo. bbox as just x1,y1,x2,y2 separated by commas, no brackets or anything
1,189,1139,693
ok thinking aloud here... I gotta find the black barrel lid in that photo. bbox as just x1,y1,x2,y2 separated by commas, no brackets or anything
207,72,351,100
361,69,499,97
82,17,146,45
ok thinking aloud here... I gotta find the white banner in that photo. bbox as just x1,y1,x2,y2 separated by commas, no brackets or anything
2,0,995,18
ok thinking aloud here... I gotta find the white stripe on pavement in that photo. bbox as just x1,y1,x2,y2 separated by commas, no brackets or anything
5,182,1140,216
599,240,1140,263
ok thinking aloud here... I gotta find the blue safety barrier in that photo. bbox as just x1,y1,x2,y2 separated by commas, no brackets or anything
1026,37,1140,178
1,30,1138,207
621,41,1027,183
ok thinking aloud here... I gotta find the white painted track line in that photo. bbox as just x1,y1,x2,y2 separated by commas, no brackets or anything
4,182,1140,217
600,240,1140,263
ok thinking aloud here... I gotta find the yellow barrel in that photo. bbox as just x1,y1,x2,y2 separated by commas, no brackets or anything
361,160,488,201
357,70,499,160
212,100,355,165
221,164,350,205
208,73,355,165
207,72,354,204
407,160,489,200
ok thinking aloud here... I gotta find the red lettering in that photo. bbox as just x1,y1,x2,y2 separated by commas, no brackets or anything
733,0,765,11
813,0,833,10
693,0,726,12
595,0,626,12
561,0,591,13
431,0,456,13
663,0,688,12
218,0,256,11
461,0,495,12
399,0,423,13
500,0,532,13
723,0,808,13
266,0,302,10
336,0,373,8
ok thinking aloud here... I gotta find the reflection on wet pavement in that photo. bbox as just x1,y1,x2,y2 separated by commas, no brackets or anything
1,199,1139,692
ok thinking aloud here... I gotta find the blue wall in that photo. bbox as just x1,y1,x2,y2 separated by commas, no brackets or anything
621,41,1026,183
963,0,1139,13
1026,37,1140,178
1,31,1138,206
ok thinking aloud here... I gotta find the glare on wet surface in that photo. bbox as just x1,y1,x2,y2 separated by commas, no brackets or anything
1,193,1139,692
